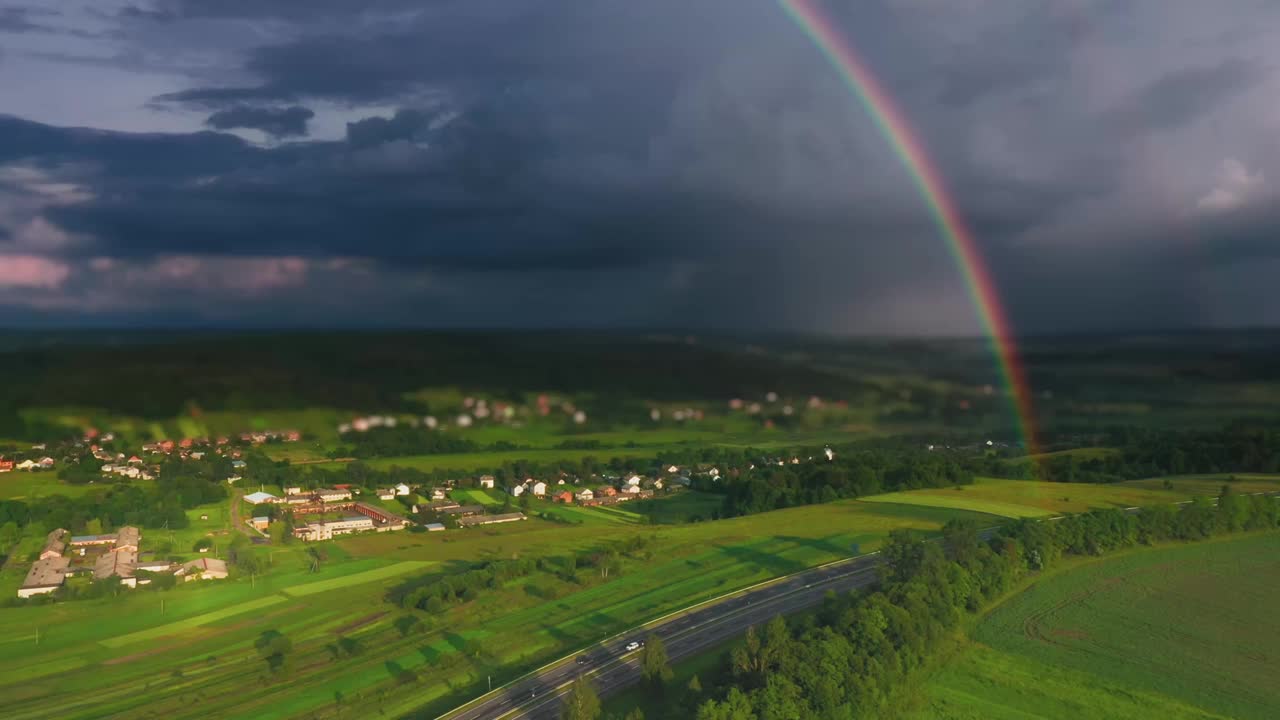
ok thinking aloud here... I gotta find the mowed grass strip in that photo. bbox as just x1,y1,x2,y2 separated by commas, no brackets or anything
861,490,1053,518
100,594,288,647
455,488,503,506
282,560,431,597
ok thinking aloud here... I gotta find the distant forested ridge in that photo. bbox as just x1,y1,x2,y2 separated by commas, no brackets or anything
995,422,1280,483
0,332,864,421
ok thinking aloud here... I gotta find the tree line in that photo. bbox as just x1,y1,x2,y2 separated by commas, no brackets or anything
711,449,972,519
986,422,1280,484
615,488,1280,719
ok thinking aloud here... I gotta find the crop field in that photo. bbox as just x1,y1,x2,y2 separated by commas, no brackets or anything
1003,446,1119,466
859,477,1195,518
0,498,994,720
911,533,1280,720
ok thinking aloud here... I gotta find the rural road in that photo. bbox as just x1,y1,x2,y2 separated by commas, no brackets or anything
437,493,1279,720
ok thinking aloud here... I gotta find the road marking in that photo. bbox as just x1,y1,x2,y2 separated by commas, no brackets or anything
437,551,880,719
493,566,880,719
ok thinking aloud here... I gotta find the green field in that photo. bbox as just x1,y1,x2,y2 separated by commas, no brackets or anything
281,560,431,597
0,472,104,501
626,490,724,523
911,533,1280,720
1121,473,1280,496
0,469,1232,720
860,477,1197,518
0,499,995,720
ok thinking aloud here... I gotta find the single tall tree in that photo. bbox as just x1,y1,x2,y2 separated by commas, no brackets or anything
639,634,673,687
561,675,601,720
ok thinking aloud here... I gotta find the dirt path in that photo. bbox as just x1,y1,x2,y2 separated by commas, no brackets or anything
229,491,255,538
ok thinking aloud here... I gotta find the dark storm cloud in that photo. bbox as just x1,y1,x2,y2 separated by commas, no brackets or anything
152,86,294,110
0,114,268,178
4,0,1280,332
147,2,736,108
120,0,425,22
1108,58,1263,133
0,7,41,32
204,105,314,138
345,109,433,148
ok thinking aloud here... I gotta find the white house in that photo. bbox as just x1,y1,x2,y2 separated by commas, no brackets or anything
317,488,353,502
575,488,594,502
377,488,396,500
243,491,278,505
625,474,642,487
478,475,495,489
284,486,303,496
394,483,412,496
16,459,38,471
507,484,525,497
665,465,680,474
622,484,641,495
529,481,547,497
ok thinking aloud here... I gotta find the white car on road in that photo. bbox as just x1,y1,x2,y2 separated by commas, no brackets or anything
625,641,641,652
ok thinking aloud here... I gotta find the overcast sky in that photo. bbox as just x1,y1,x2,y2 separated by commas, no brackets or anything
1,0,1278,334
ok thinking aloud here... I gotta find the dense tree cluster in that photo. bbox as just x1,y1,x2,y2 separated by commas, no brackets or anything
336,426,480,458
0,467,225,536
669,490,1280,719
714,449,972,518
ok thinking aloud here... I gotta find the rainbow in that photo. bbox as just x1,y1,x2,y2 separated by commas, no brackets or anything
778,0,1040,452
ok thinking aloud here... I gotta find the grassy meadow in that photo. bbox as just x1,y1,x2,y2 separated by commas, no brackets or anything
910,533,1280,720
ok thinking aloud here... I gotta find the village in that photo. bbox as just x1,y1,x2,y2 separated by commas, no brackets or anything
4,412,843,601
18,525,228,599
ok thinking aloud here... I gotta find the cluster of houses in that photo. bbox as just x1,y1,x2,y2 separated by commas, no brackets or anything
0,455,56,472
242,486,412,541
17,526,227,598
505,473,658,506
337,394,591,437
98,454,156,481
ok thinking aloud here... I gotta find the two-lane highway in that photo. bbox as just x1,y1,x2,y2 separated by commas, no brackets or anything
440,552,885,720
